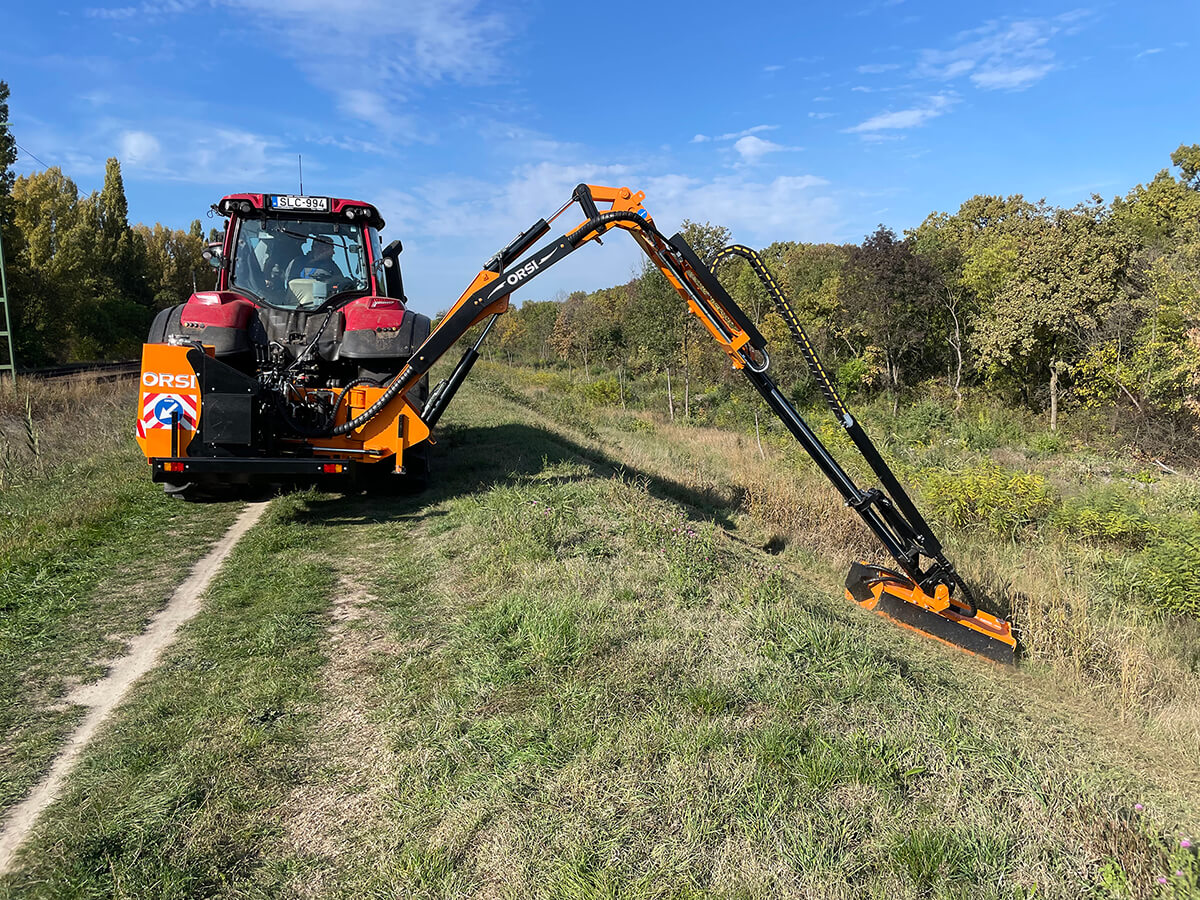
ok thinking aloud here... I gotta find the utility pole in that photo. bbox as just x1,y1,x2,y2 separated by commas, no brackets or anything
0,223,14,385
0,118,16,383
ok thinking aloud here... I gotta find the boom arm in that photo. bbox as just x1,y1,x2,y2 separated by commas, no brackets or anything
361,184,997,625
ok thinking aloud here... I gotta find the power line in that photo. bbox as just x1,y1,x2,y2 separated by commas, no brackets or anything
0,122,53,170
14,142,50,169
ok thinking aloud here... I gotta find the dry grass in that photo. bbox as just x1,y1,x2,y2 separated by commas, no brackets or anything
504,364,1200,742
3,366,1199,898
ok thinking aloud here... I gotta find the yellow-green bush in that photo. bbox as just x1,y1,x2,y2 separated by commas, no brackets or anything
1129,519,1200,617
1053,497,1156,547
581,377,621,407
918,462,1056,537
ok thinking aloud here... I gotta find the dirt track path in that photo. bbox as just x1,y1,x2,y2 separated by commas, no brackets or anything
0,500,270,874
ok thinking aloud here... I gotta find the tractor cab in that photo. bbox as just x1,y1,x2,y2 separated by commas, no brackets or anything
209,194,405,307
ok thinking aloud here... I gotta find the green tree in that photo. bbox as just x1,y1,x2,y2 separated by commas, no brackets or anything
550,289,616,378
0,81,19,368
134,219,209,309
909,196,1035,405
837,226,944,407
8,168,95,362
973,202,1135,429
515,299,564,364
96,157,151,309
1170,143,1200,190
0,81,17,234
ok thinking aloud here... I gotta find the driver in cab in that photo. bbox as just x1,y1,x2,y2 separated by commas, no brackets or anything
297,238,346,284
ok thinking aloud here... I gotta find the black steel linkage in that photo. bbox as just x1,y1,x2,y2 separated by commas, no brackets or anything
422,314,500,429
707,243,978,614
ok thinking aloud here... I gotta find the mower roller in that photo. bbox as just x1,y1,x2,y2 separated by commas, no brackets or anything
137,184,1016,664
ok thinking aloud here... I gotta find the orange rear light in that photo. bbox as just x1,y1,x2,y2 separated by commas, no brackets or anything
164,462,185,472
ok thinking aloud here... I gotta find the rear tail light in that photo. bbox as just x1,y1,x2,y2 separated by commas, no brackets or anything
164,462,185,473
322,463,344,474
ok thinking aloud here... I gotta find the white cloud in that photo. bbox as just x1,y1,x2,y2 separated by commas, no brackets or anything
692,124,778,144
970,64,1054,90
733,135,785,164
644,173,834,235
338,90,390,124
118,130,161,166
857,63,900,74
1135,47,1163,58
691,127,800,166
809,112,835,119
104,120,292,184
845,94,955,133
763,64,785,72
364,163,839,314
85,0,511,140
917,12,1091,92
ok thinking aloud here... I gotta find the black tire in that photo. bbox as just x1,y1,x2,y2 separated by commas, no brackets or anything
148,304,184,344
412,373,430,413
163,480,200,501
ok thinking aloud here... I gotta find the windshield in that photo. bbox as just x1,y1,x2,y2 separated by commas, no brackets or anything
230,217,369,308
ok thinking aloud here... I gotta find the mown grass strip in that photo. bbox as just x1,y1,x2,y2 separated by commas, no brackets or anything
0,383,240,814
3,378,1198,898
0,494,335,897
257,386,1200,898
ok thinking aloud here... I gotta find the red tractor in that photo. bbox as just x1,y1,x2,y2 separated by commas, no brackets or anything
138,193,433,496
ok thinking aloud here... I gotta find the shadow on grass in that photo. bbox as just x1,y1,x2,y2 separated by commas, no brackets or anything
285,421,745,530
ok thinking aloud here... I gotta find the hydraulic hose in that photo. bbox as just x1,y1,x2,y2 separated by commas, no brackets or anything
711,243,984,618
329,367,409,436
275,374,383,438
710,244,847,420
568,210,662,246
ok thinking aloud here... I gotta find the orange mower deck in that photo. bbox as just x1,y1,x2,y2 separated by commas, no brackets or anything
845,562,1017,665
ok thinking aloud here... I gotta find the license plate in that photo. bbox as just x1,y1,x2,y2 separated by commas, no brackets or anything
270,195,329,212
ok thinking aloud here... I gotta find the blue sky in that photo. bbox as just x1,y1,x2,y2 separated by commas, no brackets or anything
2,0,1197,315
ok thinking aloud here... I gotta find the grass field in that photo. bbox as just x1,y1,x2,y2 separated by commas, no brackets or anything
1,370,1198,898
0,379,240,815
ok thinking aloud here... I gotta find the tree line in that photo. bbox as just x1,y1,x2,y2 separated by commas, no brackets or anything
2,80,1198,437
493,146,1200,438
0,80,215,365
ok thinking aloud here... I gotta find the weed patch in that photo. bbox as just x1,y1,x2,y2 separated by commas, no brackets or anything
919,462,1056,537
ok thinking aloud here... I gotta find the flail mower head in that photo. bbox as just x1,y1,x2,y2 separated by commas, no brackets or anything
845,562,1017,665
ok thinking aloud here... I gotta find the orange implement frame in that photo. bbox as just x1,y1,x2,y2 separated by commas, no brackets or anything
845,562,1016,664
402,184,1017,665
137,344,429,473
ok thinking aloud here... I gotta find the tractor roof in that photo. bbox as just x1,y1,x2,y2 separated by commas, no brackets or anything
216,193,385,229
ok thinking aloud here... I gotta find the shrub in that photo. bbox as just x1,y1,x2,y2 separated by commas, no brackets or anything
953,408,1027,451
919,462,1056,537
581,377,621,407
1053,490,1156,548
836,357,870,397
1128,518,1200,617
1029,431,1065,454
894,400,953,442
